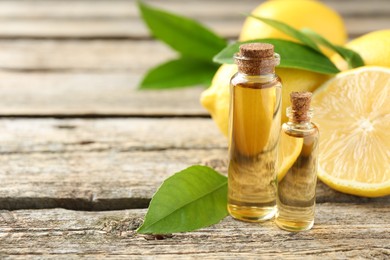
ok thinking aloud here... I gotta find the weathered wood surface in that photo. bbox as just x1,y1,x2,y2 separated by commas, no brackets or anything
0,118,224,210
1,206,389,258
0,0,387,39
0,40,174,71
0,0,388,117
0,118,388,211
0,71,207,116
0,39,206,116
0,39,203,117
0,0,389,258
0,16,387,40
1,0,387,18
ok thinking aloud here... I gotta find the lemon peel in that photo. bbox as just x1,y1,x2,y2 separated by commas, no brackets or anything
312,66,390,197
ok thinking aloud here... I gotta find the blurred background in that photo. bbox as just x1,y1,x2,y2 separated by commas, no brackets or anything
0,0,388,117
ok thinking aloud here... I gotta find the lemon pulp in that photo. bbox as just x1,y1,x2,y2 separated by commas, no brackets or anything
312,66,390,197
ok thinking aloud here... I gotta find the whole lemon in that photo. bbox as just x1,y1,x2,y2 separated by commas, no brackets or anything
277,68,329,122
331,30,390,71
201,0,343,136
200,64,329,136
240,0,347,49
200,64,236,136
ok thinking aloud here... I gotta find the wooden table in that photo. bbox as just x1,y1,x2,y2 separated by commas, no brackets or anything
0,0,389,258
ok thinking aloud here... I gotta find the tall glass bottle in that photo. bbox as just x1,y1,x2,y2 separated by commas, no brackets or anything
228,43,282,222
276,91,319,231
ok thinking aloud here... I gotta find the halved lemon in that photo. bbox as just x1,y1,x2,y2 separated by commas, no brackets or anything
278,132,303,181
312,66,390,197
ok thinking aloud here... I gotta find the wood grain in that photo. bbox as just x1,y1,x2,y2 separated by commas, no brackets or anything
0,0,387,39
0,118,388,210
0,0,387,19
0,206,389,258
0,0,388,256
0,118,225,210
0,16,386,40
0,40,174,71
0,71,207,116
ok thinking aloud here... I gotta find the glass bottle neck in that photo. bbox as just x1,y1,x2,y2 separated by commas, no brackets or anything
286,107,313,125
237,66,275,76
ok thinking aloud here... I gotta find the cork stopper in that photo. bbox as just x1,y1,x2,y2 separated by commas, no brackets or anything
290,91,312,122
234,43,279,75
239,43,274,59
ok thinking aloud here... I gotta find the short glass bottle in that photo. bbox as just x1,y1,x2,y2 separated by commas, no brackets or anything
275,92,319,231
228,43,282,222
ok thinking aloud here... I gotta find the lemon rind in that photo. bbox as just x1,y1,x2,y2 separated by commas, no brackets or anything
318,167,390,198
314,66,390,198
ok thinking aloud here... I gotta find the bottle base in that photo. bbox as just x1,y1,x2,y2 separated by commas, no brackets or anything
275,218,314,232
228,204,276,222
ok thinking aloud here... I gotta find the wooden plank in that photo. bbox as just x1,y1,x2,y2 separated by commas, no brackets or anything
0,40,174,71
0,0,387,39
0,118,388,210
0,16,386,40
2,0,388,19
0,18,241,39
0,118,225,210
0,148,225,210
345,17,390,37
0,71,207,116
0,0,257,19
0,206,389,257
0,118,226,152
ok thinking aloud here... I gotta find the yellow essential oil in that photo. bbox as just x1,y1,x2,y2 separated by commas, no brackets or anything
228,43,282,222
276,92,319,231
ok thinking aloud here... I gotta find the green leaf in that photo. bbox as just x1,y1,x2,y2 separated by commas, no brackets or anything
139,58,219,89
138,1,227,61
249,15,321,53
214,39,340,74
301,28,365,69
137,165,228,234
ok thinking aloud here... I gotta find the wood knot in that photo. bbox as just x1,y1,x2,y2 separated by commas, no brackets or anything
101,217,143,237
